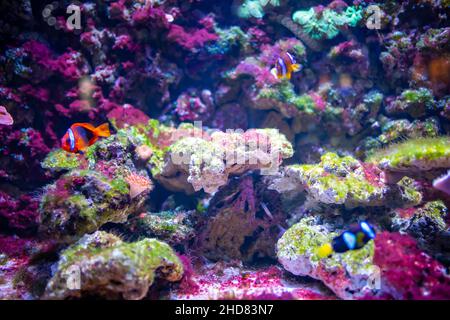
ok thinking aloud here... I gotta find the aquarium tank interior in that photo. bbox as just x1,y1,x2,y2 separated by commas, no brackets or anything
0,0,449,301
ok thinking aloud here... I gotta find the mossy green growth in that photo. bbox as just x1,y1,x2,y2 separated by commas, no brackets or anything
39,170,145,240
277,217,375,271
66,194,96,221
292,153,385,206
367,136,450,171
109,178,130,196
258,81,319,115
397,176,423,206
44,231,183,299
416,200,448,229
402,88,434,105
277,217,336,263
207,26,251,55
42,149,81,171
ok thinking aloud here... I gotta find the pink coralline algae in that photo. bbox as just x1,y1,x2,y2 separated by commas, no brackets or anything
173,89,214,122
107,104,150,129
0,127,50,184
0,192,39,233
168,24,218,52
373,232,450,300
171,262,333,300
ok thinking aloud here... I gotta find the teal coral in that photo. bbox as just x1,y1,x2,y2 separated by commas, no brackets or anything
292,6,363,40
237,0,280,19
43,231,183,299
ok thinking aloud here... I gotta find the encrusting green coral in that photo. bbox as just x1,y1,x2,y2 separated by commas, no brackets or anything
270,152,422,208
157,128,293,194
292,6,363,40
124,210,197,246
43,231,183,300
277,217,377,299
41,149,81,171
368,136,450,172
39,169,146,240
386,88,436,118
258,81,322,115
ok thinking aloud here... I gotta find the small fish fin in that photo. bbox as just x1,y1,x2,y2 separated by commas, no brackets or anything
270,68,279,79
291,64,301,72
95,123,111,137
78,123,97,131
286,71,292,80
317,243,333,258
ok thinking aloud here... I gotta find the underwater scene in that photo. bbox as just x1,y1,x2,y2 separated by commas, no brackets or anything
0,0,449,301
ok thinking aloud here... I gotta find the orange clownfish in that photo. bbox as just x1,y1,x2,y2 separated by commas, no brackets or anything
270,52,302,80
61,123,110,153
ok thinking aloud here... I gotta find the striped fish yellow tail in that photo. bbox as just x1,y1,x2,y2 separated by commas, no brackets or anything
291,64,301,72
95,123,111,137
317,243,333,258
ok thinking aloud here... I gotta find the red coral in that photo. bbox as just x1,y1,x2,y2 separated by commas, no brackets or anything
0,192,39,233
167,24,218,52
0,127,51,184
373,232,450,300
107,103,150,129
361,163,384,187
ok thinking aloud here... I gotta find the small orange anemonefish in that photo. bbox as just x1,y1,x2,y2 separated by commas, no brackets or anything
270,52,302,80
61,123,110,153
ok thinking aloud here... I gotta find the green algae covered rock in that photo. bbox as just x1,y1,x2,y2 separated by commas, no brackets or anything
39,169,146,240
43,231,183,300
277,217,377,299
270,152,423,208
41,149,82,171
368,137,450,173
124,210,197,247
156,128,293,194
386,88,436,118
271,153,385,207
391,201,449,258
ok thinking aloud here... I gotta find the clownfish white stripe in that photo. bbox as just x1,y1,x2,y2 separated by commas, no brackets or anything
68,128,75,151
278,57,287,76
343,232,356,250
360,222,375,239
286,52,295,64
